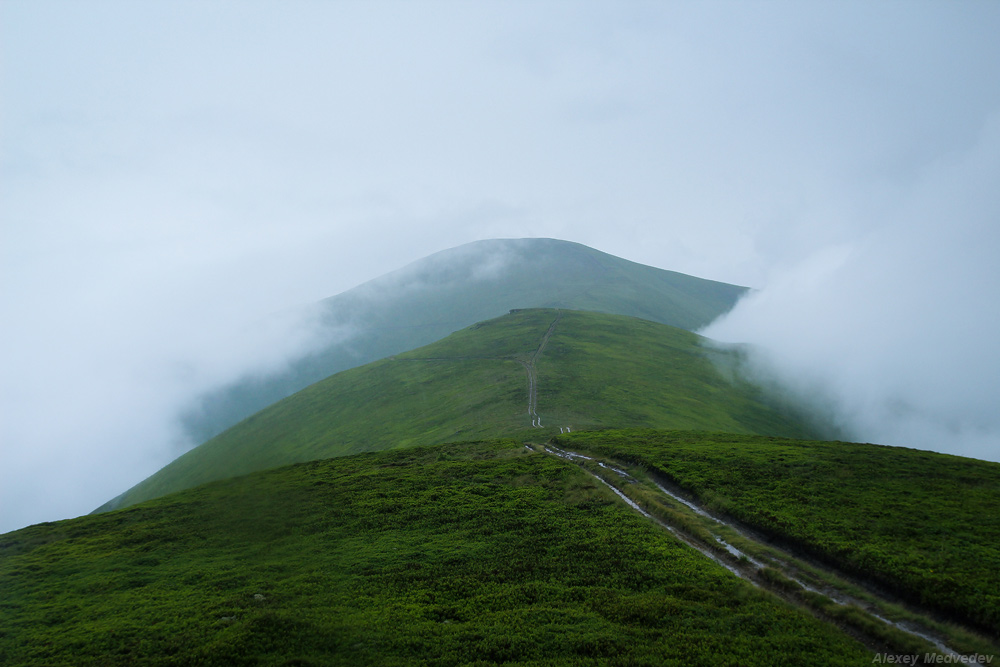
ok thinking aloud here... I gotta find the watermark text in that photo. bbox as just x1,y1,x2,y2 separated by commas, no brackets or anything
872,654,994,665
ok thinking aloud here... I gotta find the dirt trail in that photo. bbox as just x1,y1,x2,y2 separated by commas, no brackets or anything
534,443,992,663
521,313,561,427
392,312,563,430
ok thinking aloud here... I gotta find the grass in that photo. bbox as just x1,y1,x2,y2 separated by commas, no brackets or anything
532,311,818,438
554,428,1000,638
1,440,873,666
183,238,749,443
105,309,817,510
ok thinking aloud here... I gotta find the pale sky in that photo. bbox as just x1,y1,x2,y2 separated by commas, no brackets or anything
3,0,999,534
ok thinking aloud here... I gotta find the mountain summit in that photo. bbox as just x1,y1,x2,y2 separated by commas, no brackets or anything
182,238,748,442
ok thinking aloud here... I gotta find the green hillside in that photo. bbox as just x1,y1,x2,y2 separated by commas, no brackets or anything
104,309,817,511
183,238,748,442
2,440,875,666
553,429,1000,638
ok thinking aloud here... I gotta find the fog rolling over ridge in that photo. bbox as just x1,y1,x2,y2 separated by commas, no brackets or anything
702,121,1000,463
181,238,748,444
105,308,818,513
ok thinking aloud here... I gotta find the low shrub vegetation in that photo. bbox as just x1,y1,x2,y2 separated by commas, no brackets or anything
1,439,872,666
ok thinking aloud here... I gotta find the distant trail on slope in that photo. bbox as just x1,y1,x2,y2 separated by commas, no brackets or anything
391,312,562,428
523,312,562,427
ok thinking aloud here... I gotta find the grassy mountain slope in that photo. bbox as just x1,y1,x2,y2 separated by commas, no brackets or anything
183,238,748,442
105,309,817,510
1,440,873,666
555,429,1000,638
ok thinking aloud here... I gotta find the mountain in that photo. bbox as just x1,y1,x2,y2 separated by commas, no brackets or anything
181,238,749,443
5,238,999,664
101,309,818,511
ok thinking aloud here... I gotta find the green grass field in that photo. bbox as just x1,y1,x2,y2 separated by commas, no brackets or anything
1,440,874,666
554,429,1000,637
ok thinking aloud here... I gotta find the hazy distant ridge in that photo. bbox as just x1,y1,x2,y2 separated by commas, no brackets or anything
181,238,748,443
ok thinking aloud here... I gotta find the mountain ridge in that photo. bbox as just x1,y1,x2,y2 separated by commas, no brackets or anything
101,309,817,512
181,238,749,443
6,240,999,665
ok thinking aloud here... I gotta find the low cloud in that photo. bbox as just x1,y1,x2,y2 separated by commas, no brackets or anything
0,249,345,533
702,117,1000,462
344,237,524,301
175,238,528,444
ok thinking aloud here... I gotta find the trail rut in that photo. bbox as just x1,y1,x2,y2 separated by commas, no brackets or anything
532,443,992,663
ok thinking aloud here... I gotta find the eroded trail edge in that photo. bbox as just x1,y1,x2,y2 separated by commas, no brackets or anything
530,442,993,664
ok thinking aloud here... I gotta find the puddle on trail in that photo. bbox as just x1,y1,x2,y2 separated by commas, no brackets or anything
598,461,634,480
544,445,981,662
545,445,593,461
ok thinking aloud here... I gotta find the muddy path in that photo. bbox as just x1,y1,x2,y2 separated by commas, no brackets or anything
531,442,995,664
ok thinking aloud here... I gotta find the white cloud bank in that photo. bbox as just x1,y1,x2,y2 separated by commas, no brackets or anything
703,115,1000,461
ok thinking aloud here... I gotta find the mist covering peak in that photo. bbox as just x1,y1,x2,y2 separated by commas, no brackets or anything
179,238,747,443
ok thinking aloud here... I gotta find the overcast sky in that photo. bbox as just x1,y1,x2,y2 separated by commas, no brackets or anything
3,0,999,534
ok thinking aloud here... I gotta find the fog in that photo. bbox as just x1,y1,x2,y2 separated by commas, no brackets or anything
2,1,999,533
703,116,1000,459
